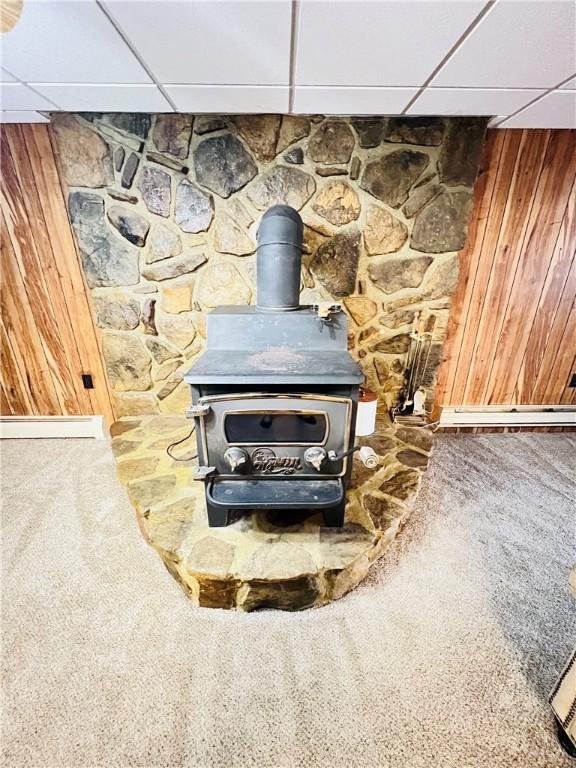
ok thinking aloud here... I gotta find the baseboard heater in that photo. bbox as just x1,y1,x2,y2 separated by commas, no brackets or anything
0,416,106,439
439,405,576,428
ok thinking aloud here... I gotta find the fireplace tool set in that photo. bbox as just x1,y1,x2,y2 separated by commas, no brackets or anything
393,312,436,426
185,205,378,528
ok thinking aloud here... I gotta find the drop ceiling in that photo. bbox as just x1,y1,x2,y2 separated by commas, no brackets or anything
1,0,574,127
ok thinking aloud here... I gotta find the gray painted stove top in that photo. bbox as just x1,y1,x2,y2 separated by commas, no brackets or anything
185,305,364,385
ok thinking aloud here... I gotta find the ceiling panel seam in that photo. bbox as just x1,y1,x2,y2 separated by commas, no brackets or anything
96,0,176,112
2,81,62,110
288,0,300,113
491,75,576,126
402,0,496,114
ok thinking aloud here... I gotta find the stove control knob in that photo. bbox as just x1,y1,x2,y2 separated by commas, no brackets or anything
224,447,249,472
304,446,327,472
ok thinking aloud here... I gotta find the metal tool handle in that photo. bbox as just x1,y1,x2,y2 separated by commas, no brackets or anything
358,446,378,468
327,444,379,469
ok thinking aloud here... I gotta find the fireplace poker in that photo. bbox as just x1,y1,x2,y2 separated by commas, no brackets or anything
413,314,436,396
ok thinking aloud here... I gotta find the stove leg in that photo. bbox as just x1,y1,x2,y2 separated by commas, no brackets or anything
206,502,229,527
322,501,345,528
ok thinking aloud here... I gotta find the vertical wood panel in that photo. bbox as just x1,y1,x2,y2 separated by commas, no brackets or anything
1,129,80,414
519,185,576,402
464,130,550,403
0,317,33,415
433,130,505,417
541,305,576,404
486,131,576,403
449,130,524,405
530,256,576,403
0,124,114,422
0,207,62,414
435,129,576,416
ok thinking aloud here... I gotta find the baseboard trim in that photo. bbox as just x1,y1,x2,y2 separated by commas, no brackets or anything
439,405,576,428
0,416,106,439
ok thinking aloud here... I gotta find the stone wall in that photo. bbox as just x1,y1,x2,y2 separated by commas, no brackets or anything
51,113,487,417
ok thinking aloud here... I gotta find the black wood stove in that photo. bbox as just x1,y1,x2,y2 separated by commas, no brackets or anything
184,205,368,528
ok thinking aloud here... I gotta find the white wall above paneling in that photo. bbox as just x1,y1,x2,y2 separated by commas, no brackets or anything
1,83,58,111
31,84,172,112
292,87,418,115
432,0,576,89
2,0,151,84
165,86,290,114
103,0,292,85
407,87,546,116
295,0,487,87
0,111,50,123
496,90,576,129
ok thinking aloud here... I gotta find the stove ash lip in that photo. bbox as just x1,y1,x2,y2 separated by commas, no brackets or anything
256,205,304,313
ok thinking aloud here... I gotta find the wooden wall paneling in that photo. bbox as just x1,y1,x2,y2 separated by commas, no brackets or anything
432,130,505,419
448,130,524,405
0,124,115,422
0,132,79,414
0,386,12,415
569,376,576,405
463,130,551,404
2,127,83,414
530,256,576,403
0,207,62,414
485,131,576,404
541,304,576,403
435,129,576,418
31,126,115,422
518,183,576,402
0,316,32,414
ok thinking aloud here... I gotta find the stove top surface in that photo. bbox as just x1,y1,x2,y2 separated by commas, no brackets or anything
185,305,363,385
184,347,363,385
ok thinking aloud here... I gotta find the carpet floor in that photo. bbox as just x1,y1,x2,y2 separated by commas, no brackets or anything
1,433,575,768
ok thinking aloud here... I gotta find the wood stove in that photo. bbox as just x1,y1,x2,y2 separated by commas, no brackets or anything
184,205,367,528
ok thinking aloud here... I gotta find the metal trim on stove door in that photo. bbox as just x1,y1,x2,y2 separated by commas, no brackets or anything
196,393,353,479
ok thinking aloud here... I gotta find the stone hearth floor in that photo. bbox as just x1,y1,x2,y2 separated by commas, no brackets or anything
111,414,432,610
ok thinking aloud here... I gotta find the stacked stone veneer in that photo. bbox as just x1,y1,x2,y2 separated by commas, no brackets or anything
51,113,487,417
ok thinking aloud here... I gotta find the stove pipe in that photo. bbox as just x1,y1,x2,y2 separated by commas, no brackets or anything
256,205,303,312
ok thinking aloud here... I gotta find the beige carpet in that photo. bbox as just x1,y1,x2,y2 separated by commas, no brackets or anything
1,432,575,768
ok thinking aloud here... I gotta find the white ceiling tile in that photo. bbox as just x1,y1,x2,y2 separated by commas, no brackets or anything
560,77,576,90
407,87,546,116
104,1,292,85
497,91,576,128
0,111,50,123
433,1,576,88
292,87,418,115
295,1,487,87
2,1,150,84
31,84,172,112
1,84,58,110
1,68,16,83
165,86,289,113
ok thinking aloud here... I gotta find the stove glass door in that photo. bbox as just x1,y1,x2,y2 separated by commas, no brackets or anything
224,412,327,445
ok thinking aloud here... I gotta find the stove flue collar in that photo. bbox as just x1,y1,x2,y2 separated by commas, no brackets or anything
256,205,303,312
